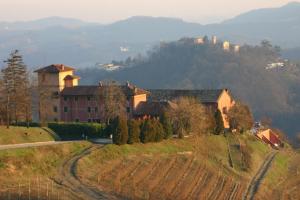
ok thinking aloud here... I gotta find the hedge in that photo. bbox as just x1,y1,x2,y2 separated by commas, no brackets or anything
12,122,41,127
48,122,106,140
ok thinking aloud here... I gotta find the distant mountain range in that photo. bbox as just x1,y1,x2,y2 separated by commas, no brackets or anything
0,2,300,68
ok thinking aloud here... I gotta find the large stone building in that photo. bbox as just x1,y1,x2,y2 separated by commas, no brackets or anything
35,64,235,128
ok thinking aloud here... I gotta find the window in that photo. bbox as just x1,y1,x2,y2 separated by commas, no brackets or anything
64,107,68,113
53,106,58,113
42,74,46,82
222,107,227,114
54,118,58,122
95,107,98,112
87,107,91,113
126,107,130,113
75,119,79,122
88,119,92,123
64,96,68,101
87,96,91,101
75,96,78,101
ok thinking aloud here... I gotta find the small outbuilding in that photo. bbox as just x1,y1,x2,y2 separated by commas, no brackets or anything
256,129,282,148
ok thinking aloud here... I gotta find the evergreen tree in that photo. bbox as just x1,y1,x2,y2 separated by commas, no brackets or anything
128,119,141,144
153,119,164,142
214,110,224,134
1,50,31,128
112,116,128,145
160,112,173,139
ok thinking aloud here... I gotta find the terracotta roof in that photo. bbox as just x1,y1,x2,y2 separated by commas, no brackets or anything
60,84,149,96
34,64,75,73
148,89,227,103
64,75,80,80
134,101,175,117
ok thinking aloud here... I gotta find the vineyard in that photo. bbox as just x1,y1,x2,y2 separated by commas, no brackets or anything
75,134,279,200
80,153,247,200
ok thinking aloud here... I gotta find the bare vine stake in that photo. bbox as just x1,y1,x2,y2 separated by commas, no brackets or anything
51,180,54,199
18,183,21,200
29,179,31,200
46,183,49,200
37,176,40,200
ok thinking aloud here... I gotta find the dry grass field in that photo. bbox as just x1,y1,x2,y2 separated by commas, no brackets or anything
0,141,90,199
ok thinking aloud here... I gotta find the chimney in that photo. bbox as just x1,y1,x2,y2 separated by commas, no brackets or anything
99,81,103,87
61,64,64,71
126,81,130,87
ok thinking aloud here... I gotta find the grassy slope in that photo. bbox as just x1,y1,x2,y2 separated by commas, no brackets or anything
0,126,55,145
0,141,90,187
78,133,271,187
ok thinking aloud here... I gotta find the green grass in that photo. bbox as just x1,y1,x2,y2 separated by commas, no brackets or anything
263,151,291,188
0,126,55,145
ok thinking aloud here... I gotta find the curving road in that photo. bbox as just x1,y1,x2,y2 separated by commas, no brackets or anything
58,143,115,200
243,151,277,200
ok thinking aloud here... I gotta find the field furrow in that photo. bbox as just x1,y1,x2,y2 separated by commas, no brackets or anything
150,156,195,199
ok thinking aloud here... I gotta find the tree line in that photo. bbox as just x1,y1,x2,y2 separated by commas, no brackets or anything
109,96,254,145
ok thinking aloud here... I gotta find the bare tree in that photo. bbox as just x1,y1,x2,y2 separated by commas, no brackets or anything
228,101,254,132
99,80,126,124
166,97,209,138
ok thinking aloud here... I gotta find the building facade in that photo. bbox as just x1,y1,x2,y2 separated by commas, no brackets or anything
35,65,235,128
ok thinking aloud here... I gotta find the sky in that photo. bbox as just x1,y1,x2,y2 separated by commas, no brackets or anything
0,0,299,24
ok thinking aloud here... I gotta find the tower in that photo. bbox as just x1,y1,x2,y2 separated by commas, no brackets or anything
34,64,78,122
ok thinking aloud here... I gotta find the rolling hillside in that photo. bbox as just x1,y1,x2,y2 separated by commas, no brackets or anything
77,39,300,141
1,2,300,68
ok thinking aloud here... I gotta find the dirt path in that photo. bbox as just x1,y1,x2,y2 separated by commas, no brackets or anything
243,151,277,200
57,144,115,200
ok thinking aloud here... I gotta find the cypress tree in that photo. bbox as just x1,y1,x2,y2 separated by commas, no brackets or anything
160,112,173,139
128,119,141,144
214,110,224,134
112,116,128,145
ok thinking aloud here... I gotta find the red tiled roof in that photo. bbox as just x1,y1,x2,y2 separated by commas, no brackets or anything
60,83,149,97
34,64,75,73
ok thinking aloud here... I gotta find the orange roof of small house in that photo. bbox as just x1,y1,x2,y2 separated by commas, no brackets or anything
257,129,281,145
34,64,75,73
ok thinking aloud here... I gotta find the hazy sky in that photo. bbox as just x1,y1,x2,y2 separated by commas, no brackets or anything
0,0,299,24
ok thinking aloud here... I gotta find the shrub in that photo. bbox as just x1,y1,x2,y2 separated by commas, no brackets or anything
140,119,164,143
128,119,141,144
160,112,173,139
214,110,224,134
48,122,105,140
112,116,128,145
12,122,41,127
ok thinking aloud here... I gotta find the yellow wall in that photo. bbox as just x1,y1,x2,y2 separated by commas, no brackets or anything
217,90,235,128
133,94,147,109
37,70,74,122
58,71,74,91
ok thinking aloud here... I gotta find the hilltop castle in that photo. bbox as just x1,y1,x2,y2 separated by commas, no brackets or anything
35,64,235,128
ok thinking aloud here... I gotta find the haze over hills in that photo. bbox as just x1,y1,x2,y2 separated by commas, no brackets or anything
0,2,300,68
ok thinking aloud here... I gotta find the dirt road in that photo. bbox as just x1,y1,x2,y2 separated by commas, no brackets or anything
58,144,115,200
243,151,277,200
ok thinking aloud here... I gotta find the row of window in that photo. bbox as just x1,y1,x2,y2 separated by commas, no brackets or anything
53,106,98,113
63,96,92,101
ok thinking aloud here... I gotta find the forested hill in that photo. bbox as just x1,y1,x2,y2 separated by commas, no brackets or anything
78,39,300,140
